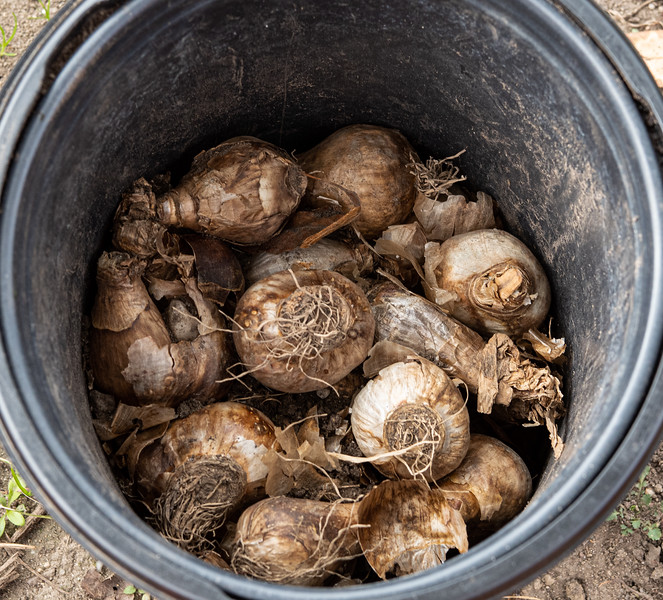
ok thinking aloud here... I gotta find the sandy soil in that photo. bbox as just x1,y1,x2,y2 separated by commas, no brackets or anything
0,1,661,599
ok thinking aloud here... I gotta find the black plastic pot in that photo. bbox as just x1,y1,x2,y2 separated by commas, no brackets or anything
1,0,662,598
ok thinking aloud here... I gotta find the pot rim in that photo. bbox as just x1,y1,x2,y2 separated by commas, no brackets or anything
0,1,662,599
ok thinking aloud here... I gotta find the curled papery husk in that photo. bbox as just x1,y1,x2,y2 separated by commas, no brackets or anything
369,283,565,457
157,137,307,245
262,406,343,498
521,327,566,362
243,238,374,287
424,229,551,337
357,480,468,579
351,358,470,481
89,251,230,407
231,497,360,586
438,434,532,534
233,269,375,393
131,402,277,549
140,232,244,309
413,189,496,243
407,152,495,241
478,333,565,458
374,222,427,287
298,124,418,238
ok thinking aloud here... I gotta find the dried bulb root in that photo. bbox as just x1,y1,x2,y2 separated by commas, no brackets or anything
233,269,375,393
230,497,361,586
351,358,470,481
155,455,247,553
409,152,467,201
158,137,307,245
299,124,419,238
357,480,468,579
437,434,532,534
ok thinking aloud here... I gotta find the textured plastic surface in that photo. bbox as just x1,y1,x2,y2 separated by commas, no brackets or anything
0,0,662,599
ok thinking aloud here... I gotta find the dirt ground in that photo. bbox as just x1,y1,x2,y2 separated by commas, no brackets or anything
0,1,661,599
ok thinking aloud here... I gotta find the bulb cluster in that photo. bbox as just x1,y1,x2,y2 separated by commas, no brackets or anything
85,124,565,586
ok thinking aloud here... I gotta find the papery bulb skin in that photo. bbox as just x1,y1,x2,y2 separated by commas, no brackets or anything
233,269,375,393
357,479,468,579
89,251,172,402
351,358,470,481
89,251,231,407
131,402,278,551
299,124,418,238
231,496,360,586
158,137,307,245
368,282,565,457
424,229,551,336
368,282,486,392
438,434,532,535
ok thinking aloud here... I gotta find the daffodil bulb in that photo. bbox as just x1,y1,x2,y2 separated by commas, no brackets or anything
351,358,470,481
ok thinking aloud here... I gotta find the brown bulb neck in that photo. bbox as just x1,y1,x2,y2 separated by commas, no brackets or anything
158,189,198,230
469,261,533,314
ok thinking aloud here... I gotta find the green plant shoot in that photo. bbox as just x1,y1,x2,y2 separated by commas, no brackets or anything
123,584,151,599
0,458,49,537
0,13,17,57
607,465,663,542
31,0,51,21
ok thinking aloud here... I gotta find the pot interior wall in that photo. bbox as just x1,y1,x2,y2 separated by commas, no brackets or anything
2,0,656,580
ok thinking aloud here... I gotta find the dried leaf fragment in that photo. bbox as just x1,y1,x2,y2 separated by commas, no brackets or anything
478,334,565,457
414,190,495,242
264,409,341,499
521,327,566,362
